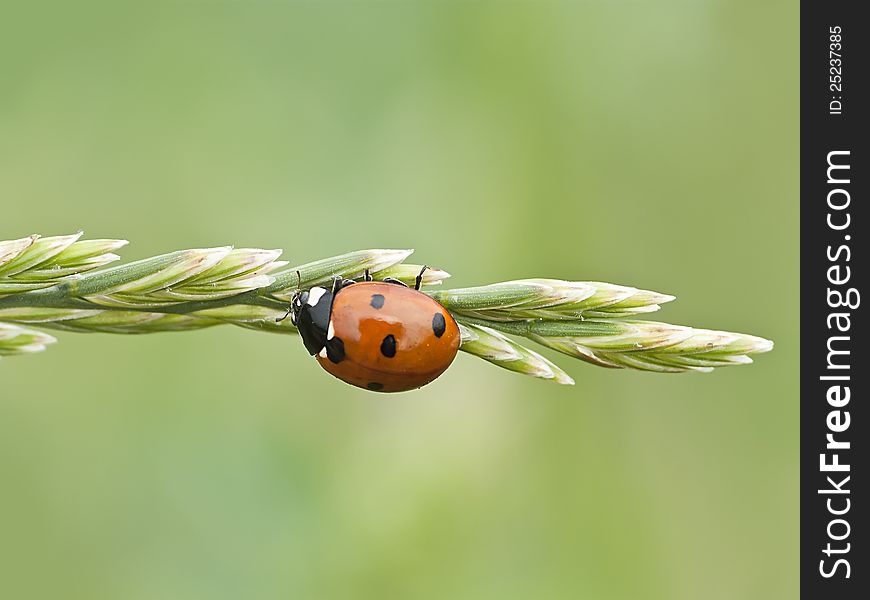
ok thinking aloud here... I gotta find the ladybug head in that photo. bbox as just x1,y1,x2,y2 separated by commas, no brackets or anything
290,286,333,355
288,290,309,326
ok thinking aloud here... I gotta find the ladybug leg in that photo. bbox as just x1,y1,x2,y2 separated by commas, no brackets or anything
331,276,356,294
364,268,373,282
382,277,408,287
275,305,292,323
414,265,429,290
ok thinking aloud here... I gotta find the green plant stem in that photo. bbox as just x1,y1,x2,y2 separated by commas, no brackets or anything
0,233,775,382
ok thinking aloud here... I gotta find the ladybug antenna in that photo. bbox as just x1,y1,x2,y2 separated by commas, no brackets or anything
295,270,302,292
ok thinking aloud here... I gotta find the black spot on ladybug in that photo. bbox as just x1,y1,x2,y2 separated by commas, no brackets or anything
370,294,385,309
380,334,397,358
367,381,384,391
432,313,446,338
326,337,345,364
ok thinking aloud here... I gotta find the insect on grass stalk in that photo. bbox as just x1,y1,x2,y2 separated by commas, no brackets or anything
0,233,774,384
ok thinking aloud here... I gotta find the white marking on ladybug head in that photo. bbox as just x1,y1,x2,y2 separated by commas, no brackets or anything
327,320,335,340
318,347,328,358
307,287,327,306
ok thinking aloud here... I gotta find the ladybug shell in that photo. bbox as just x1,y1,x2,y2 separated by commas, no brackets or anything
316,281,460,392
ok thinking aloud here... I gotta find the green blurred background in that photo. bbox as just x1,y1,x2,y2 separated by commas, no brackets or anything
1,1,797,599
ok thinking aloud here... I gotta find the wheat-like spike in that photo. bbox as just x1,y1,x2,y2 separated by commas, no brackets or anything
429,279,675,321
482,319,773,374
268,249,415,299
0,233,773,382
458,322,574,385
0,233,128,296
0,322,57,358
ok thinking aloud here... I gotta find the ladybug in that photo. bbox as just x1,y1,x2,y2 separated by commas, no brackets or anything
285,266,460,393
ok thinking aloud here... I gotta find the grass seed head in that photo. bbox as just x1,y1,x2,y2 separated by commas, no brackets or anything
0,233,774,382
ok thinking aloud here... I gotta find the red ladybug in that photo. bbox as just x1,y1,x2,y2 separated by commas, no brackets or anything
286,267,460,392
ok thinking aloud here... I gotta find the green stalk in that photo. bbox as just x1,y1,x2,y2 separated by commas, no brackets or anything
0,232,774,383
